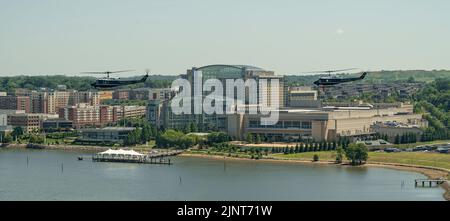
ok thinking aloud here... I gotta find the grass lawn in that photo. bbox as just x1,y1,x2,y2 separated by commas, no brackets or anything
271,151,450,170
133,140,156,149
368,152,450,170
271,151,336,161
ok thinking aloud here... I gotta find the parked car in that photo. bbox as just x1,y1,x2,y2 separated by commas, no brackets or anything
384,147,401,153
437,147,449,154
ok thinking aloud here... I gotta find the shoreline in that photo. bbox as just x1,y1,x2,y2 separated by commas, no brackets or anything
180,153,450,201
2,144,448,200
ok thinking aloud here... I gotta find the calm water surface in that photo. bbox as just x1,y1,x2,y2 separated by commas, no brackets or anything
0,148,445,201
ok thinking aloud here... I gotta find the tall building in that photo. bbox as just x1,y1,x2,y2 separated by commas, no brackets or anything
152,65,285,132
129,88,150,100
99,91,113,101
112,90,130,100
185,65,285,108
0,109,26,126
28,91,72,114
286,86,321,108
112,105,146,122
147,100,164,128
70,91,100,106
149,88,174,100
14,88,32,97
100,105,114,125
59,103,100,128
0,96,31,113
7,113,58,133
30,91,49,114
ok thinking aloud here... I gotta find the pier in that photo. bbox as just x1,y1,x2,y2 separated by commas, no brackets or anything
91,149,183,165
414,178,447,188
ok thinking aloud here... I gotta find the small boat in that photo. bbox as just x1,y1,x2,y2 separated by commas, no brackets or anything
78,156,83,161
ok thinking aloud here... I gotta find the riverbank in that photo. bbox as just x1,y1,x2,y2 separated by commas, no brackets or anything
0,143,154,153
180,152,450,201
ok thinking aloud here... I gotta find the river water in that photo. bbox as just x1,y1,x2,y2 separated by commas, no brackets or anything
0,148,444,201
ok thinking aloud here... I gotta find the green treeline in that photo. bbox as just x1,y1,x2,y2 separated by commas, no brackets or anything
0,75,176,92
413,78,450,141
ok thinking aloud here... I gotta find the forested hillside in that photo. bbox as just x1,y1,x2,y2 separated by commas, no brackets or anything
413,78,450,140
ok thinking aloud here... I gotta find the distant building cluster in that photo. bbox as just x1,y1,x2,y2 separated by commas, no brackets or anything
0,64,430,144
0,87,147,135
321,83,424,101
112,88,174,100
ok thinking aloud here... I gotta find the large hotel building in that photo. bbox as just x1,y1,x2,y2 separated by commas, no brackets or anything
147,64,426,142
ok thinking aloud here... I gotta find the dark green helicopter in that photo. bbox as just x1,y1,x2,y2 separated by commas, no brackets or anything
82,69,149,89
310,68,368,86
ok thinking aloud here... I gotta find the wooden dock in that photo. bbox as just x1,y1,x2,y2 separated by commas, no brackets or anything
92,155,173,165
414,178,447,187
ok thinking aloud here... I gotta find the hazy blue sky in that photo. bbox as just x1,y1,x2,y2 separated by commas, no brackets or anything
0,0,449,76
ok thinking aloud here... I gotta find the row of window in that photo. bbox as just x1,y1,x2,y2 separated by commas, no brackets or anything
248,120,312,129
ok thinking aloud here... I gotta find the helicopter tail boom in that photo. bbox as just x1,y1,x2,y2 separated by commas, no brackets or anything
359,72,368,79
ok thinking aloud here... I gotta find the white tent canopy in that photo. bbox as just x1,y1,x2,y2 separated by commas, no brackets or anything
98,149,145,156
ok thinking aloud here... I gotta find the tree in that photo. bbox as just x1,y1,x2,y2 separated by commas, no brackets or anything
12,127,24,140
182,124,190,134
335,147,344,164
141,125,152,143
313,154,319,162
394,135,400,144
156,129,200,149
289,147,294,154
207,132,229,144
29,134,45,144
246,133,254,143
2,134,13,143
189,122,198,133
344,143,368,165
125,128,142,146
301,143,306,152
254,134,262,144
305,143,311,152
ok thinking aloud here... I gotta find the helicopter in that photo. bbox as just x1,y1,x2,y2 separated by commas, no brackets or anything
310,68,368,86
81,69,149,89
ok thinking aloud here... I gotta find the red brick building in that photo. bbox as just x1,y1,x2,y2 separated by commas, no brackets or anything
0,96,31,113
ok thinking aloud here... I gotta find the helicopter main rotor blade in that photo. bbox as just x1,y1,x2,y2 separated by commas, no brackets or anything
80,70,135,74
109,70,135,73
301,68,358,74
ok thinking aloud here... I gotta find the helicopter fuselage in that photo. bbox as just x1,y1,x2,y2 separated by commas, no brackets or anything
91,75,148,89
313,72,367,86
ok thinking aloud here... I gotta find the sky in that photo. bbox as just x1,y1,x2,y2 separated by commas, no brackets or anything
0,0,449,76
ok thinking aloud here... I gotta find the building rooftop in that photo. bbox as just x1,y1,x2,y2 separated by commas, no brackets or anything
195,64,265,71
81,127,136,131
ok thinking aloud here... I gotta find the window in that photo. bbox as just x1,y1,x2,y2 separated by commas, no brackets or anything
284,121,292,128
301,122,312,129
249,120,258,128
